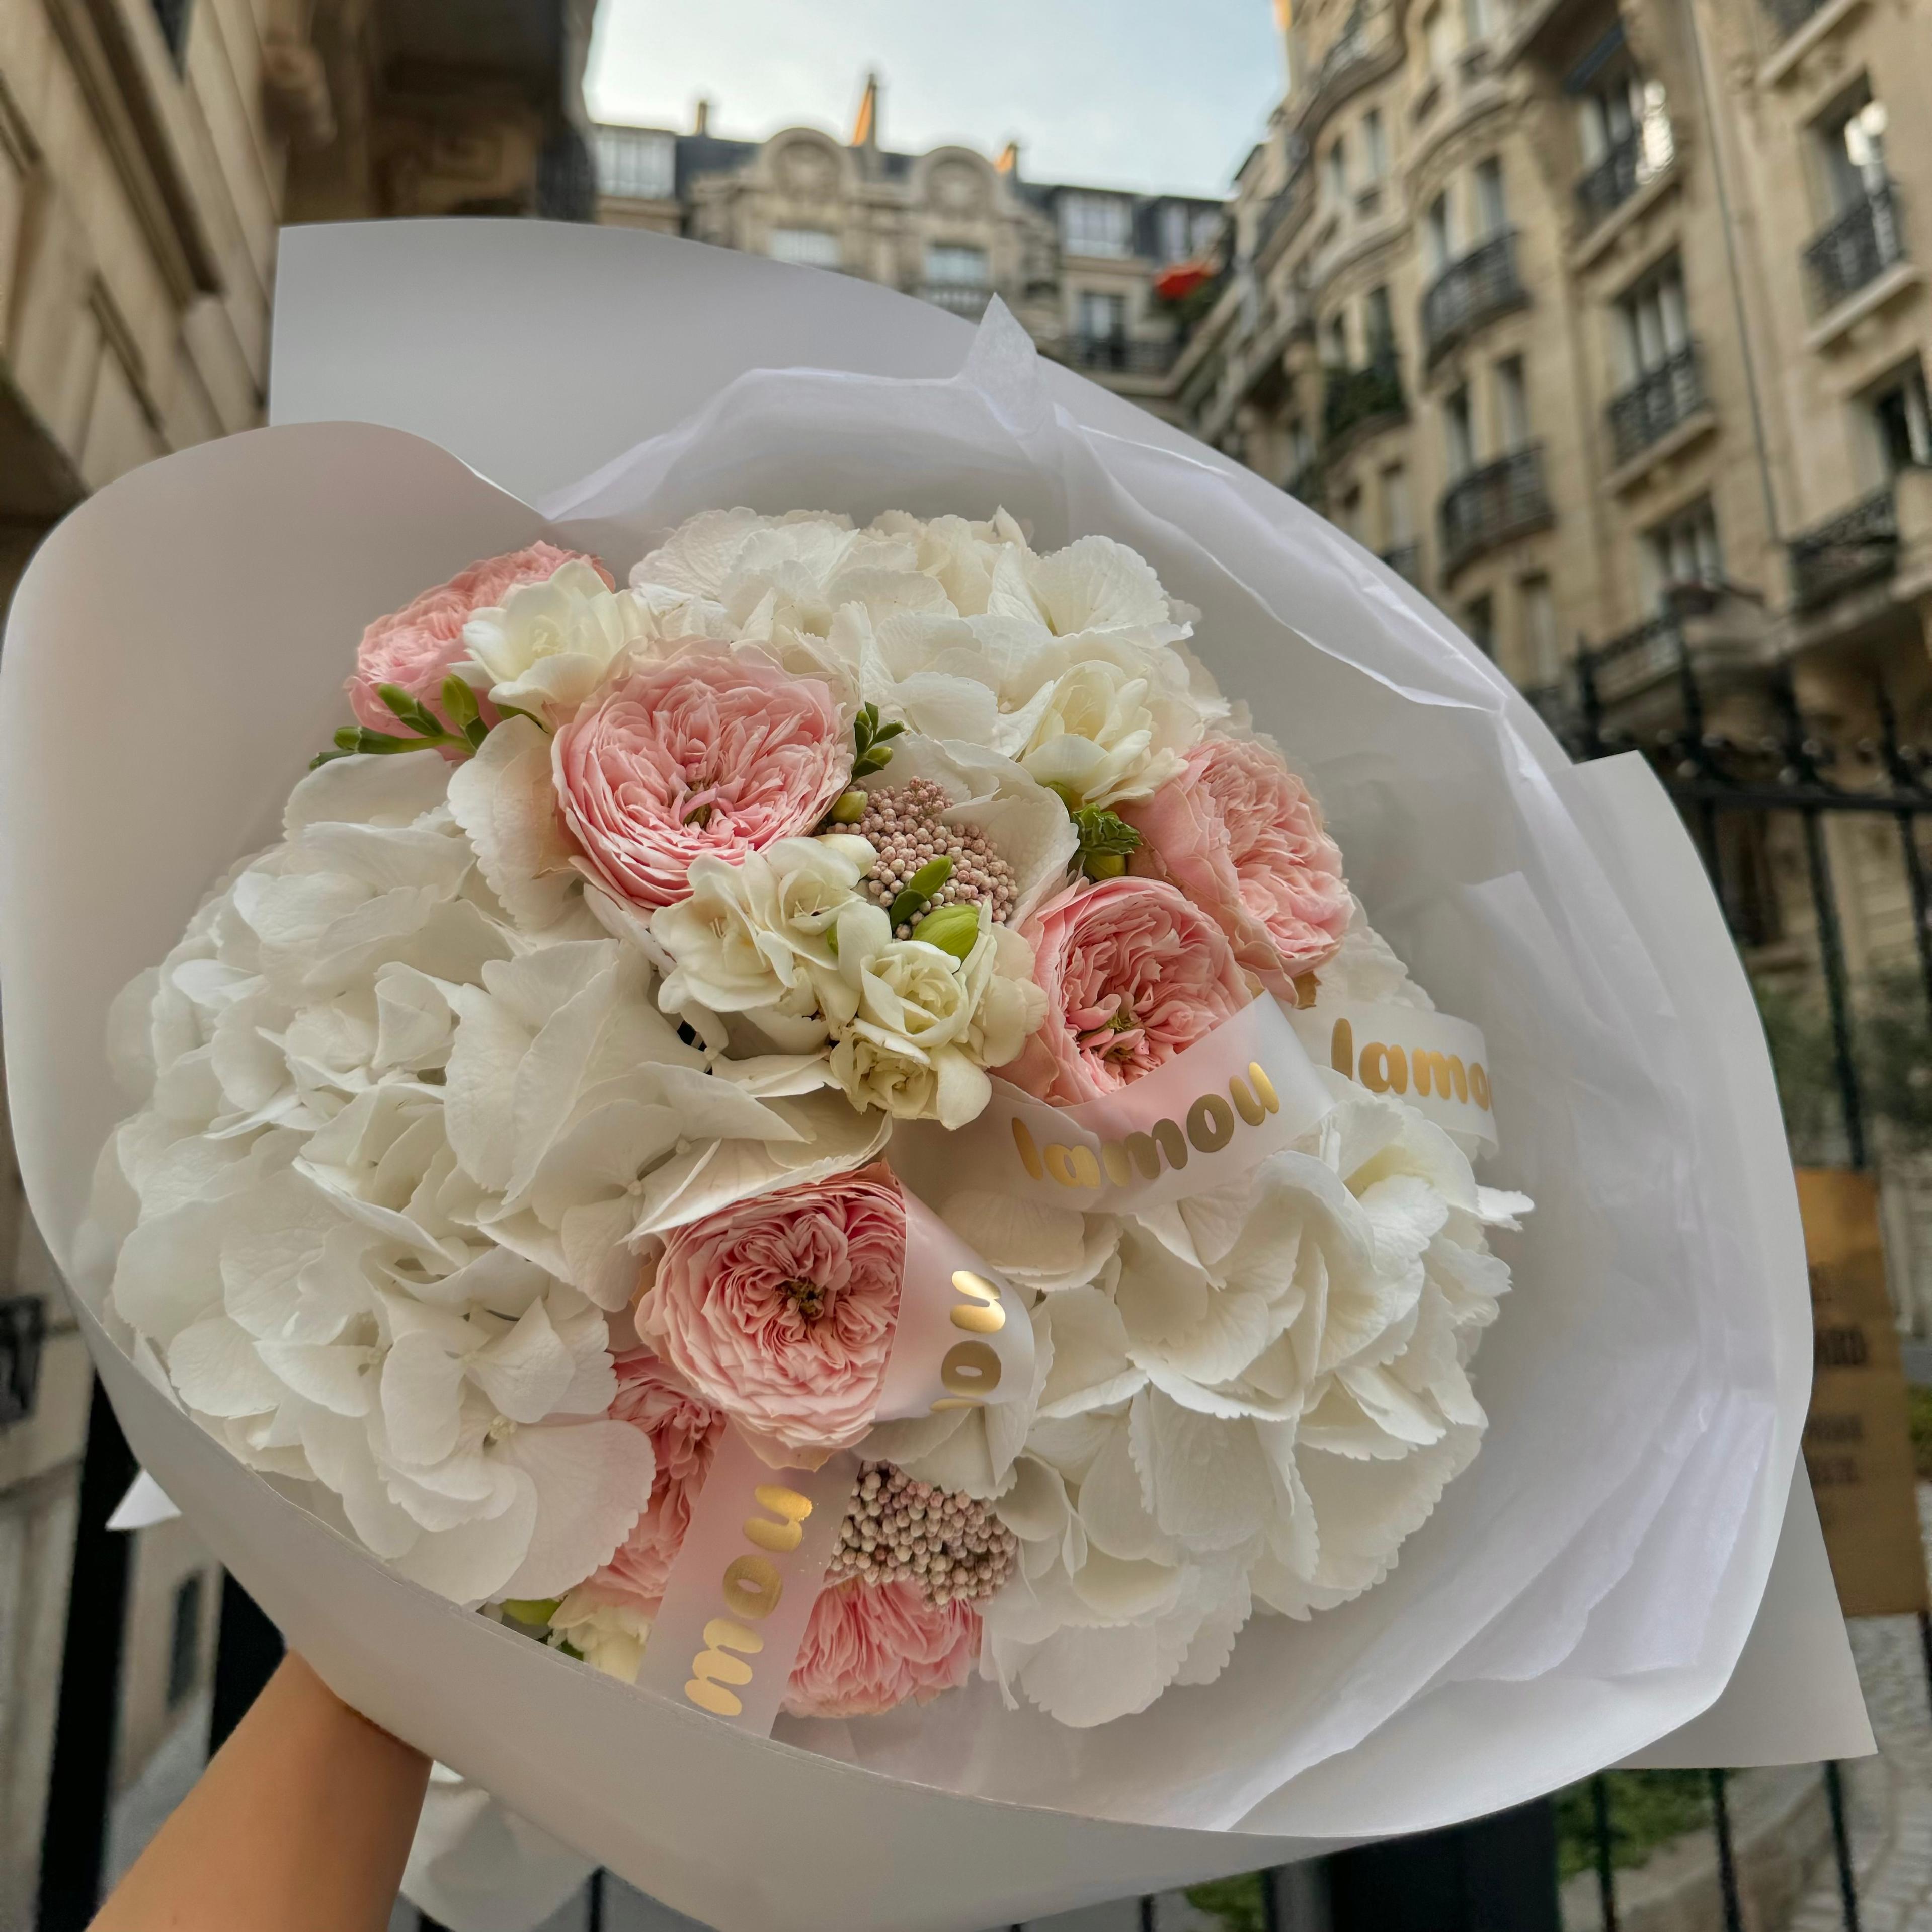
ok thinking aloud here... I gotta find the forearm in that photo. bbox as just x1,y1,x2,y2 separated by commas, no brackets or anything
93,1653,430,1932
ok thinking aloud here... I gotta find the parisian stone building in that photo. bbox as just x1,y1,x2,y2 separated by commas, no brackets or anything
594,77,1224,423
0,3,595,1922
1172,0,1932,1314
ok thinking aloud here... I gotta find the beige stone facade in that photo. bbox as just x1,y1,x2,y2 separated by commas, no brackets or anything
595,80,1223,422
0,4,599,1920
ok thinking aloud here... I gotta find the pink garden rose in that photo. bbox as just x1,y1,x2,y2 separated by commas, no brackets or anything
1123,736,1349,995
783,1579,981,1719
347,542,610,735
639,1164,906,1459
1006,876,1251,1106
552,649,851,910
582,1349,725,1614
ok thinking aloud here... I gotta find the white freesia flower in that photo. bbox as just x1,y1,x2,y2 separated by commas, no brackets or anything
458,560,652,718
649,834,875,1040
826,901,1045,1129
549,1588,653,1682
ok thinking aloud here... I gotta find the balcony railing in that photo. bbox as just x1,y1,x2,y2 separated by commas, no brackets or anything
1804,183,1906,313
1062,335,1182,375
1253,166,1313,263
1421,231,1527,363
1379,541,1421,581
1323,353,1406,447
1607,343,1708,464
1762,0,1829,36
1575,112,1675,230
921,282,994,318
1438,444,1553,574
1584,612,1685,704
1788,484,1900,609
1285,457,1325,508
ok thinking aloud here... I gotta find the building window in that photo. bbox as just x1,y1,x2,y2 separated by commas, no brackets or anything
1474,156,1508,237
1816,89,1888,217
768,229,843,269
1465,594,1497,657
150,0,193,67
1381,463,1414,544
1866,359,1932,476
1061,193,1134,258
1424,193,1454,273
1324,309,1350,366
1424,4,1453,73
1495,355,1530,449
1325,135,1350,206
1644,498,1723,607
1365,285,1395,359
1444,385,1476,478
1077,289,1129,342
167,1573,203,1709
1362,109,1389,181
595,127,677,201
1519,574,1559,683
927,244,989,286
1614,259,1689,385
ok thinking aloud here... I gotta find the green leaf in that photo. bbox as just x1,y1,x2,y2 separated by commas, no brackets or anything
440,674,480,730
333,726,362,751
851,744,894,778
464,717,489,750
375,682,446,741
870,719,905,743
355,728,437,756
308,747,352,769
887,858,952,930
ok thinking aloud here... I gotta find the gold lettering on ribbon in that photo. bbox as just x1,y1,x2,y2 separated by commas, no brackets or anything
1330,1018,1354,1077
1360,1041,1408,1095
1015,1062,1291,1196
1470,1063,1492,1111
933,1339,1003,1411
949,1271,1007,1335
682,1483,814,1717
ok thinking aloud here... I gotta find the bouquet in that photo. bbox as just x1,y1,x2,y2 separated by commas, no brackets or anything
96,504,1525,1730
2,280,1819,1930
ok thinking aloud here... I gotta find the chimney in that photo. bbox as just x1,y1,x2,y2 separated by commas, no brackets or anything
850,70,880,148
996,139,1021,177
694,97,711,136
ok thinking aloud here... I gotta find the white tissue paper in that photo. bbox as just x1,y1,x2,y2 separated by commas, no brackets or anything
0,229,1860,1932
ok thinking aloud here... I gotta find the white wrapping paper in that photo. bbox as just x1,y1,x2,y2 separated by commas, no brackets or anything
0,229,1860,1929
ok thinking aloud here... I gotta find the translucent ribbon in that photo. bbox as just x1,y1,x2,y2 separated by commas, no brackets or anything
1287,1000,1498,1151
634,1182,1031,1733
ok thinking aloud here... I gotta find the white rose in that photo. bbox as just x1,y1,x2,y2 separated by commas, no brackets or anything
459,560,651,717
1004,652,1198,809
650,835,875,1034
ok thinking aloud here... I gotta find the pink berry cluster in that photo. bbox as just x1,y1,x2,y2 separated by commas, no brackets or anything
853,779,1018,936
826,1461,1018,1607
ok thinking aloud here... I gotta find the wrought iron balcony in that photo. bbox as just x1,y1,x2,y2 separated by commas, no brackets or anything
1421,231,1527,364
921,282,994,317
1285,457,1326,508
1322,354,1405,447
0,1296,46,1428
1788,484,1901,609
1803,183,1906,313
1575,114,1675,230
1584,612,1686,705
1253,166,1313,263
1607,343,1707,465
1061,335,1182,375
1438,444,1553,574
1379,541,1421,580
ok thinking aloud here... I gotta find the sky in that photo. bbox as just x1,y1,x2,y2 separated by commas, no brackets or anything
586,0,1287,199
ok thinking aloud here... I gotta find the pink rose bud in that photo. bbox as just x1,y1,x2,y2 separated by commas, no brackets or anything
1122,736,1350,996
552,649,851,910
1006,875,1252,1106
639,1165,906,1459
346,542,611,739
782,1578,981,1719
